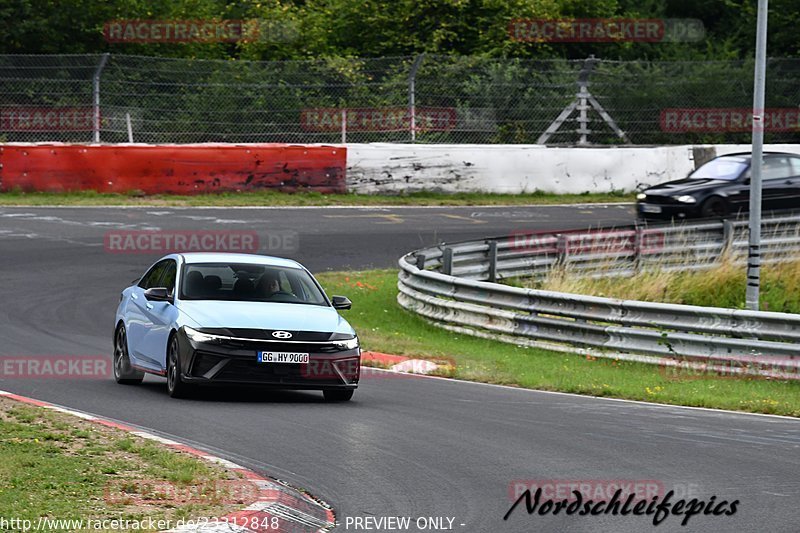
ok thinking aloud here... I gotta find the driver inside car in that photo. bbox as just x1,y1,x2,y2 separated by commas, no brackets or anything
257,271,282,298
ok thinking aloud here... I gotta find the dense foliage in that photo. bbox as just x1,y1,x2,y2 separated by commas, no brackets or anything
1,0,797,60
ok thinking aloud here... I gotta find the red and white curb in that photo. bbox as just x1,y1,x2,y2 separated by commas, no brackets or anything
0,390,336,532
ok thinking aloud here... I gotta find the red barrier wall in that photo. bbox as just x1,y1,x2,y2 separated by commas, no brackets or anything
0,143,346,194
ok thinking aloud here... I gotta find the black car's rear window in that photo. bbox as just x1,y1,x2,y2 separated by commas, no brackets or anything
180,263,328,306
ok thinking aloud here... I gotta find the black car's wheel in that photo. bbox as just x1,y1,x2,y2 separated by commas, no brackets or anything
323,389,354,402
166,334,193,399
113,325,144,385
700,196,729,218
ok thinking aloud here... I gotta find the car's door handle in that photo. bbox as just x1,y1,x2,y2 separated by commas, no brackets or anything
130,293,138,300
146,303,154,310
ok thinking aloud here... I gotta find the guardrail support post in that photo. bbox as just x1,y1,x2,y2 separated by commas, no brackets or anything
488,240,498,282
415,253,426,270
442,247,453,275
555,234,569,269
721,219,734,258
633,227,643,273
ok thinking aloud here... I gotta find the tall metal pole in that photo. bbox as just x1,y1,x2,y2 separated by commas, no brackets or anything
746,0,769,310
408,53,425,143
92,53,110,143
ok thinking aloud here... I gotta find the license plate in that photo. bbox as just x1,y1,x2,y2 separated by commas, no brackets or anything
640,204,662,214
257,351,309,364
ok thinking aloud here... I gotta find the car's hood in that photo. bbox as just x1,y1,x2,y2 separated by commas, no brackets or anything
178,300,354,335
644,178,732,196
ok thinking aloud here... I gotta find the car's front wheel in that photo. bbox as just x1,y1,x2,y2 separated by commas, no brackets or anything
166,334,193,399
113,325,144,385
323,389,354,402
700,196,729,218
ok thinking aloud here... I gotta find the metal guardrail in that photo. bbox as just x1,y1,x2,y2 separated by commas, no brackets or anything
398,213,800,379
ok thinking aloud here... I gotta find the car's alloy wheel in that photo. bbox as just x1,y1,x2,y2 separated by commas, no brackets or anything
113,326,144,385
166,335,192,398
323,389,354,402
701,197,728,218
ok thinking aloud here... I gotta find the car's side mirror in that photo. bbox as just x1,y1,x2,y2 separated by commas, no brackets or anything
144,287,172,303
331,295,352,310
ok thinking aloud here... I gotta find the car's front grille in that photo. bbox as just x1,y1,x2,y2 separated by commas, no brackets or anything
210,339,344,353
640,195,676,205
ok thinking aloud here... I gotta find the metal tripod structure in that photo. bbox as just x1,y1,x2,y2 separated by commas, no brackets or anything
538,56,630,145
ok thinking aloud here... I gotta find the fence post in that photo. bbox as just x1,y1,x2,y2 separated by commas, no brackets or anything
341,109,347,143
125,112,133,143
92,53,110,143
721,219,734,257
408,53,425,143
415,253,426,270
487,240,498,282
555,234,569,269
442,247,453,275
633,226,643,273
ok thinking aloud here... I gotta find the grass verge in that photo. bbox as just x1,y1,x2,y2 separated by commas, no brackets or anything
0,189,632,207
0,397,244,531
316,269,800,417
522,258,800,314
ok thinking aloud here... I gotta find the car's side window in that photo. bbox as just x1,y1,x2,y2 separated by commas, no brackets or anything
138,260,168,289
789,157,800,177
158,260,177,297
762,157,793,181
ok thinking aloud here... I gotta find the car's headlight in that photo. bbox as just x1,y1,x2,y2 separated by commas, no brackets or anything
636,193,647,200
334,337,360,351
674,195,697,204
184,326,224,343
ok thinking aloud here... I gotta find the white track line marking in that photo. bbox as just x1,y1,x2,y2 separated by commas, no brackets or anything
364,368,800,421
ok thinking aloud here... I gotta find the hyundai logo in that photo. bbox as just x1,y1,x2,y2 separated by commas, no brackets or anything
272,331,293,339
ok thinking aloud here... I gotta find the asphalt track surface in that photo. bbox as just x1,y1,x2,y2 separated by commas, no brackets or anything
0,204,798,533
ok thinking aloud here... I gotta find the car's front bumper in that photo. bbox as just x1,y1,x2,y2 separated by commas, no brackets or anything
637,201,701,220
176,329,360,390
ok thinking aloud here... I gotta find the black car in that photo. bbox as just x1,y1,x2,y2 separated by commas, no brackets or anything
636,152,800,220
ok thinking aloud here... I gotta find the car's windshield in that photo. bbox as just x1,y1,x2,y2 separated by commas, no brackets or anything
690,157,748,181
180,262,328,306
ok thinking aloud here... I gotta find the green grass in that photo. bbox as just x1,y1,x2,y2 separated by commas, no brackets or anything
316,269,800,417
0,189,633,207
527,258,800,314
0,399,242,531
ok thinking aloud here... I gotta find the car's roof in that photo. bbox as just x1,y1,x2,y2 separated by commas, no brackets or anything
719,151,799,159
179,253,304,269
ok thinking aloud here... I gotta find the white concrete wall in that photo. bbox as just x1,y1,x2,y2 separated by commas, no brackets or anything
346,143,800,194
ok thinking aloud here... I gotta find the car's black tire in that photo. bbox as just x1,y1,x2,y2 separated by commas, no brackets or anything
166,334,193,399
323,389,354,402
113,325,144,385
700,196,729,218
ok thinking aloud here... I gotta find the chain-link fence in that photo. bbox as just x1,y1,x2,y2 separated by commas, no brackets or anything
2,53,800,145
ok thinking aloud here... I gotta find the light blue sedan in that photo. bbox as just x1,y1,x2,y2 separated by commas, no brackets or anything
113,253,360,401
